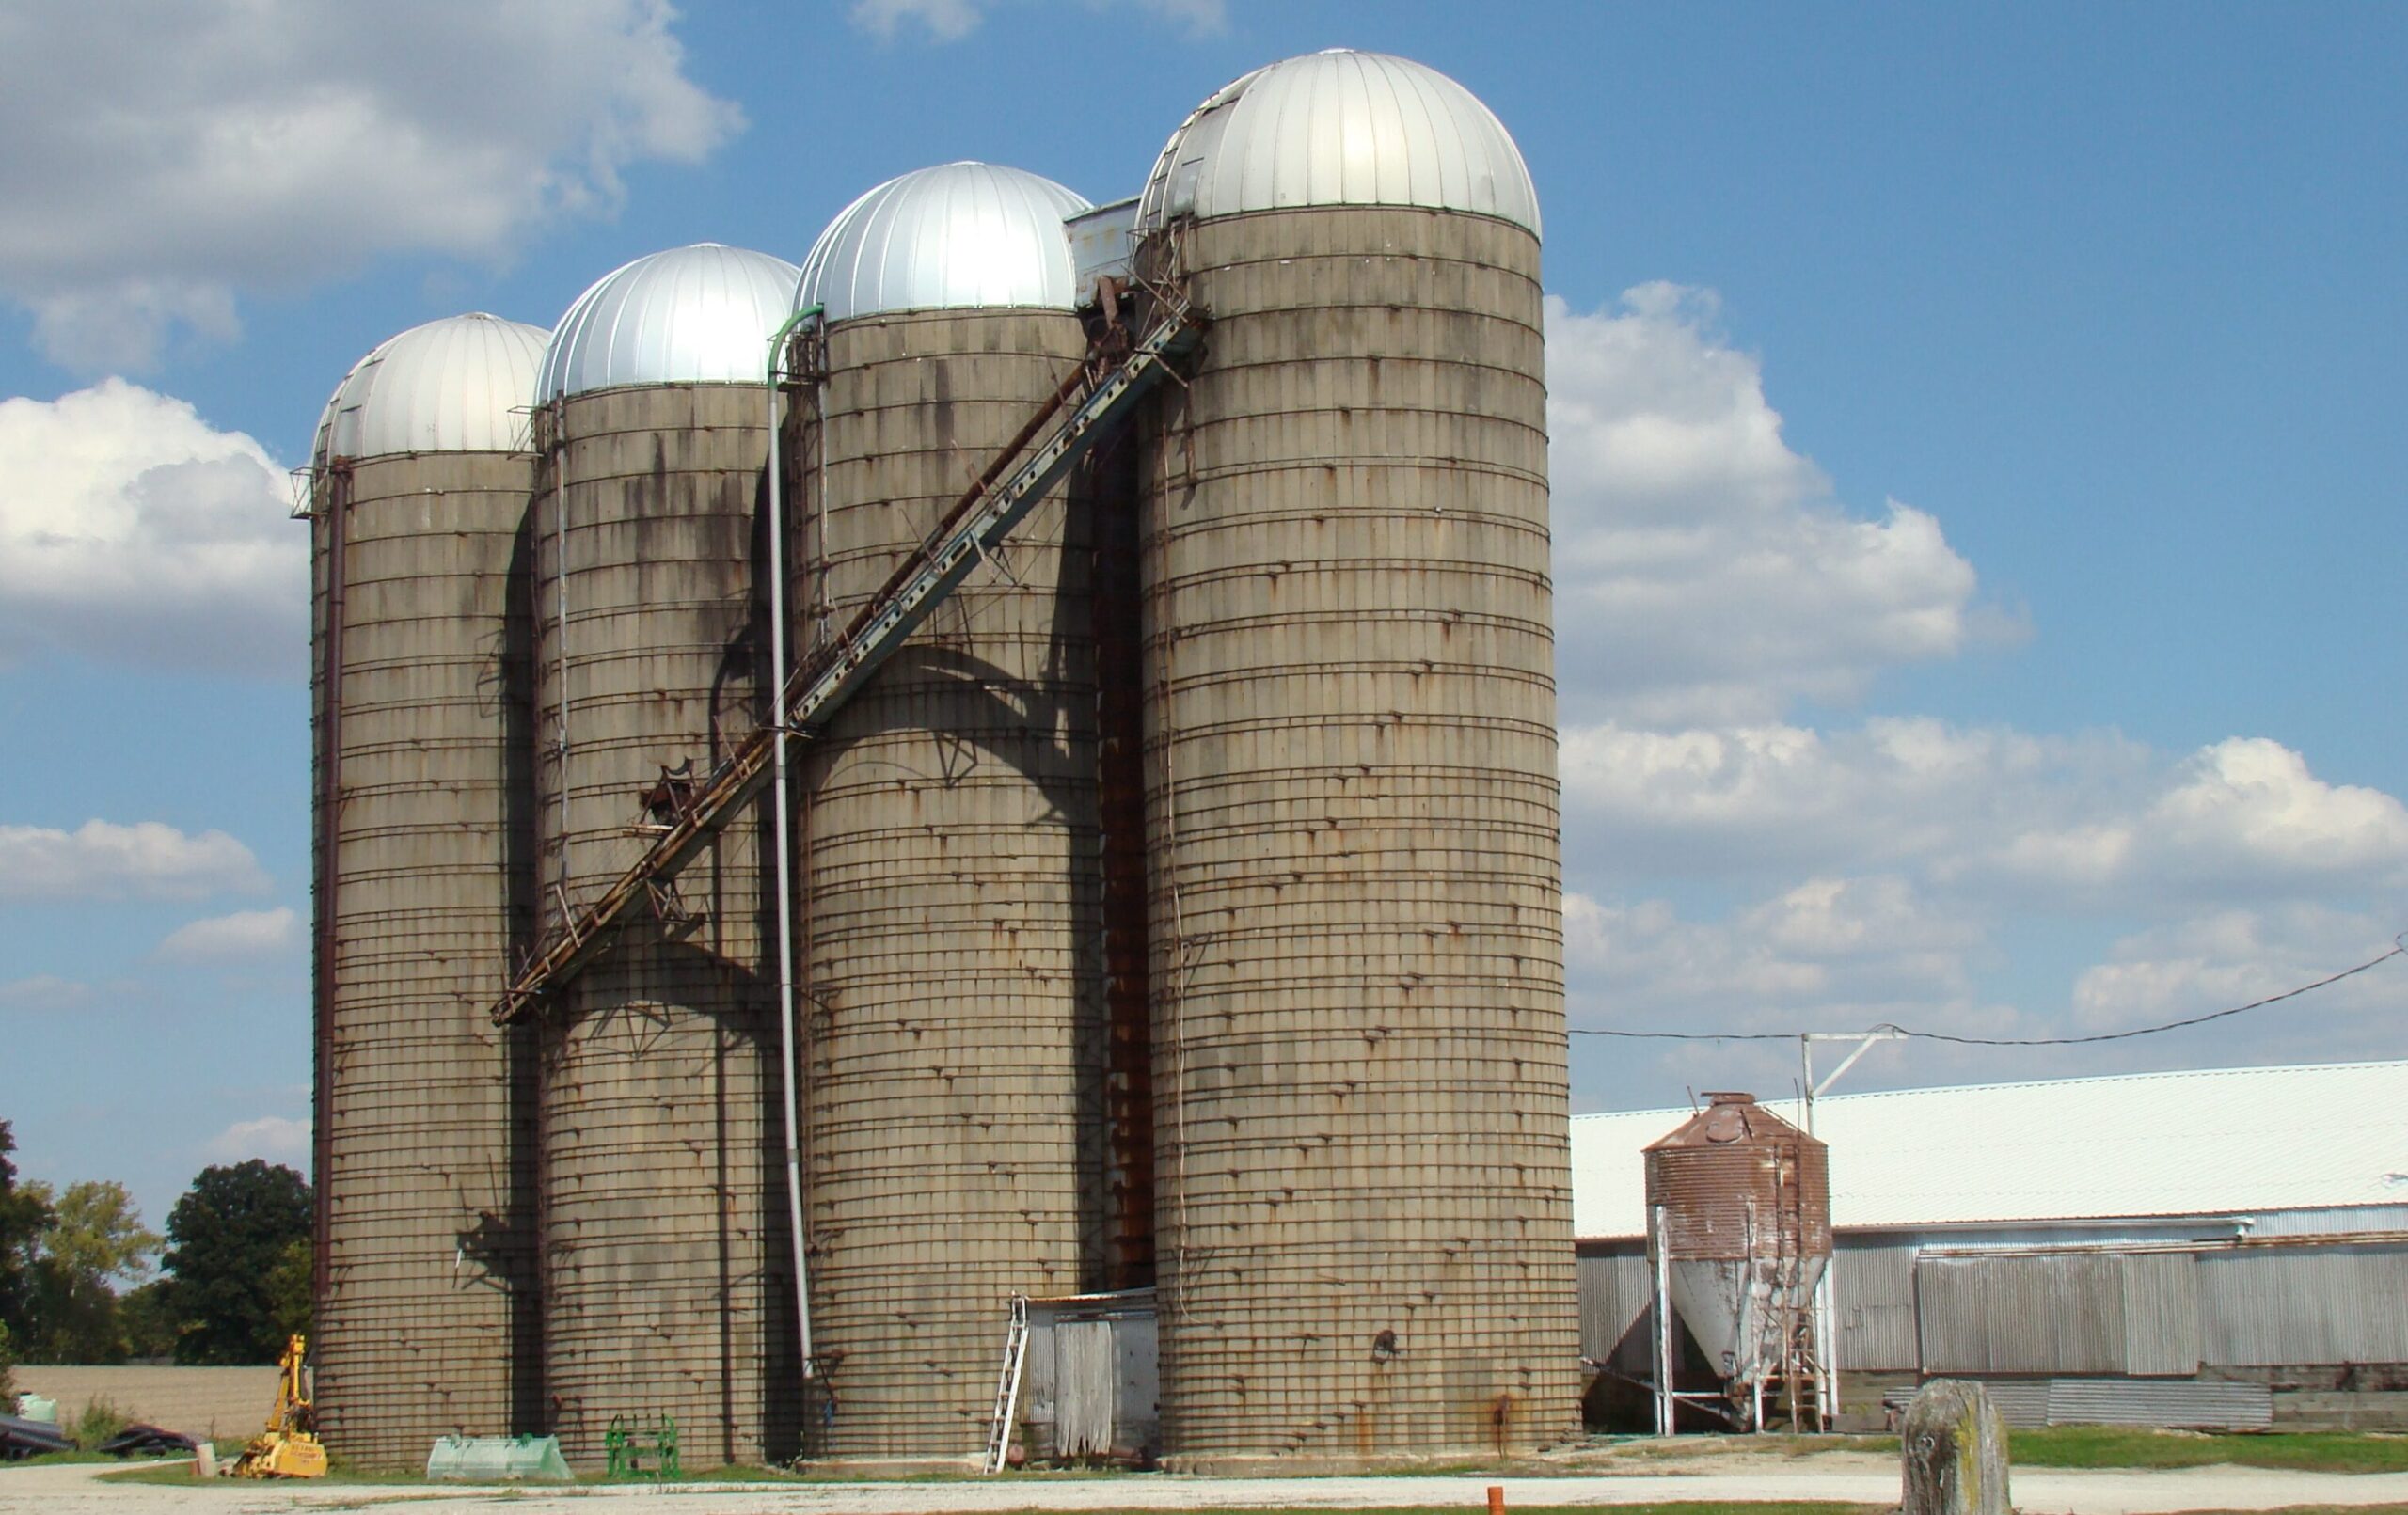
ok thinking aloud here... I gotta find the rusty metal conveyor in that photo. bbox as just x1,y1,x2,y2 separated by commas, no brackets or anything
491,297,1204,1025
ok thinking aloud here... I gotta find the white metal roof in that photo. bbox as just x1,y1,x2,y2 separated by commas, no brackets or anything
799,162,1091,321
1571,1060,2408,1239
315,313,547,463
1137,49,1541,238
539,243,802,401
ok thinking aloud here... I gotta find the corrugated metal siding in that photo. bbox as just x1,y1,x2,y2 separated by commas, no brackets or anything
2120,1253,2201,1376
2198,1245,2408,1365
1577,1248,1651,1371
1978,1380,2051,1428
1833,1241,1919,1373
1917,1254,2128,1374
2047,1378,2270,1429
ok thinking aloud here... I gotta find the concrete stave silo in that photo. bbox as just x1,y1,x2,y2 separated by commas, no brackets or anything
531,245,802,1467
1131,51,1580,1465
309,313,547,1468
790,162,1103,1463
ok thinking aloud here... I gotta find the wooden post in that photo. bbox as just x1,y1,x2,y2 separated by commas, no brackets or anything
1900,1379,2010,1515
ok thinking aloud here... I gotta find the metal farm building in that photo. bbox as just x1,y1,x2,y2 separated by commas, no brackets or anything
1572,1062,2408,1432
305,47,1586,1472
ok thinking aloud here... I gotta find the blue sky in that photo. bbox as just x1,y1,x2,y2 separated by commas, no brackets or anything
0,1,2401,1235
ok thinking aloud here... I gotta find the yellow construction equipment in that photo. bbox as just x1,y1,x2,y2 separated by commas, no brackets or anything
230,1334,327,1478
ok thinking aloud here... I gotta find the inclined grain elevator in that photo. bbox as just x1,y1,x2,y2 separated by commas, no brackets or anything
531,244,803,1466
308,45,1576,1475
1131,50,1582,1462
309,313,547,1466
1643,1093,1832,1431
790,162,1106,1462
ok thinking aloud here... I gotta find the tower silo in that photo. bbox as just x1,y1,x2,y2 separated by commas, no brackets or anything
790,162,1101,1463
531,244,801,1467
1132,51,1580,1464
309,313,547,1467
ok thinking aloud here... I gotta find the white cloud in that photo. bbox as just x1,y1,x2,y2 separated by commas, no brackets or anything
849,0,1226,44
2070,907,2405,1038
203,1116,310,1166
1547,288,2010,726
156,907,299,963
0,378,301,673
0,1,740,369
852,0,985,39
0,819,268,902
0,975,94,1011
1560,715,2408,915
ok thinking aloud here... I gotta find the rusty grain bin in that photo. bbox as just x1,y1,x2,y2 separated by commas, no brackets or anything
1131,50,1580,1465
531,244,801,1467
309,313,547,1468
1643,1092,1831,1374
789,162,1102,1464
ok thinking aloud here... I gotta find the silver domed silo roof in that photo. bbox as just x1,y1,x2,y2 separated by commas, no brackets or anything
797,163,1092,321
315,312,548,464
1136,49,1541,237
537,243,803,401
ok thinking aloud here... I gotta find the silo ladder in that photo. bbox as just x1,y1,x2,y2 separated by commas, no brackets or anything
982,1295,1031,1475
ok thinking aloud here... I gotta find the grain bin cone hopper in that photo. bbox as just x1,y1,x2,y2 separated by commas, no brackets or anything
1643,1093,1831,1430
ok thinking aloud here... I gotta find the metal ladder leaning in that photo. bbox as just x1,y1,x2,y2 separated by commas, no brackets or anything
981,1295,1031,1475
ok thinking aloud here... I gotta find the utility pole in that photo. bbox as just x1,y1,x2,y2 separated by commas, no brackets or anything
1796,1028,1905,1430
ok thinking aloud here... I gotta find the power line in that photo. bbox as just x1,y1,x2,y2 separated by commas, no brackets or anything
1567,937,2405,1049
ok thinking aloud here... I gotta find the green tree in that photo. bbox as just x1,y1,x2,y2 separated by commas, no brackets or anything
117,1279,180,1362
0,1121,55,1345
264,1236,312,1342
17,1179,163,1363
162,1160,312,1365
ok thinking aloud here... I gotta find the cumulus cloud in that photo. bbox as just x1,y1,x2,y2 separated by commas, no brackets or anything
849,0,1226,44
0,378,301,673
1547,288,2013,727
0,1,740,368
156,907,299,963
203,1116,310,1166
0,820,268,901
2070,907,2405,1038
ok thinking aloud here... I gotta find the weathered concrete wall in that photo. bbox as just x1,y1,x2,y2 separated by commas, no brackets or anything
312,450,539,1467
796,308,1097,1461
1136,205,1580,1464
531,383,794,1467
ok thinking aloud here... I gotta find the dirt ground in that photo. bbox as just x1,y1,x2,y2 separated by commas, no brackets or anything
8,1453,2408,1515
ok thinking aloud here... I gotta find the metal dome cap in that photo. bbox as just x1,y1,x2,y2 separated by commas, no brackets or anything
1136,49,1540,238
538,243,804,401
315,313,548,465
798,162,1092,322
